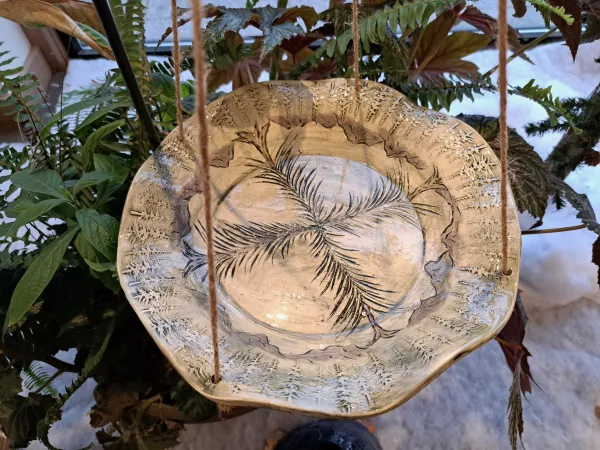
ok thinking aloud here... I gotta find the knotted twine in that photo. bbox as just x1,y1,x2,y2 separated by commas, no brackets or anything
172,0,221,383
171,0,512,386
498,0,512,276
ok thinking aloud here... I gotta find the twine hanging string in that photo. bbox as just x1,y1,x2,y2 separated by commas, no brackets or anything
498,0,512,276
171,0,184,139
191,0,221,383
352,0,360,94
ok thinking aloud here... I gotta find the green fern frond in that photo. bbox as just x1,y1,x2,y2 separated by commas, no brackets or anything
109,0,151,100
392,75,496,111
21,362,60,398
510,80,582,134
526,0,574,26
342,0,458,54
0,43,47,144
296,0,456,76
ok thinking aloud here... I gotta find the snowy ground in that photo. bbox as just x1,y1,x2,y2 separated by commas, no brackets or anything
24,38,600,450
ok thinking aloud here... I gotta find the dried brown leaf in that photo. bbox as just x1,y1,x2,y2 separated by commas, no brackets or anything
0,0,113,60
42,0,103,33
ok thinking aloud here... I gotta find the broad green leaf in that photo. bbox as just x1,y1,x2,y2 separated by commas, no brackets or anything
10,169,68,199
74,100,131,133
5,198,34,218
207,8,253,38
77,22,110,49
76,209,119,262
83,119,127,154
2,199,68,237
5,226,80,329
261,21,304,60
73,171,120,195
74,231,99,262
84,259,115,272
93,154,129,184
40,96,113,138
151,72,176,97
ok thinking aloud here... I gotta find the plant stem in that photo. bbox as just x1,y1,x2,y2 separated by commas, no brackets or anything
0,343,78,373
521,224,586,235
482,27,558,79
270,0,289,80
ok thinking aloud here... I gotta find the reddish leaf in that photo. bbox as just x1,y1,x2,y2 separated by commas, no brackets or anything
548,0,583,60
511,0,527,18
414,19,492,79
207,49,263,92
496,293,534,394
459,5,533,63
279,33,320,57
583,149,600,167
593,236,600,288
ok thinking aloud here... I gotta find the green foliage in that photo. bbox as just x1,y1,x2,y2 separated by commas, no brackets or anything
507,357,525,450
0,43,47,143
0,0,597,448
170,380,217,421
395,75,496,111
511,80,582,135
460,115,553,219
22,362,60,397
258,6,304,60
526,0,574,25
5,227,80,330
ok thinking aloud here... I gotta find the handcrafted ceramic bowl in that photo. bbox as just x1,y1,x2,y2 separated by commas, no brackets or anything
117,80,520,418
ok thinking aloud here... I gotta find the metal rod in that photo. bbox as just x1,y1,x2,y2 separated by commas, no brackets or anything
521,224,587,235
92,0,161,150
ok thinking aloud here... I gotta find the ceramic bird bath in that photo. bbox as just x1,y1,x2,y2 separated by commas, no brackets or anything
117,80,520,418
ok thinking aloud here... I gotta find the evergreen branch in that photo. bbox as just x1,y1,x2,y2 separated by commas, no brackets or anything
526,0,574,25
510,80,582,135
507,356,525,450
391,75,496,111
310,231,395,334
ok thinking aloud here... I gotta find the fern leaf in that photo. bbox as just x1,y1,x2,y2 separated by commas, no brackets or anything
507,357,525,450
0,42,47,144
339,0,459,54
21,362,60,398
526,0,574,25
392,75,496,111
510,80,582,134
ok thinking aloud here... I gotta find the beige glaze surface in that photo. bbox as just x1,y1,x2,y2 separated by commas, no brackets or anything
117,80,521,417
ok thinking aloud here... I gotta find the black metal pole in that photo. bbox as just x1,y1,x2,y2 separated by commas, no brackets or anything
92,0,161,150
